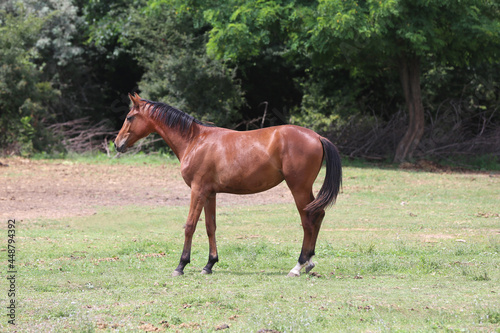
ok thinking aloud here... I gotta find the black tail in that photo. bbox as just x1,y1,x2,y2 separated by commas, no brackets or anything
305,137,342,214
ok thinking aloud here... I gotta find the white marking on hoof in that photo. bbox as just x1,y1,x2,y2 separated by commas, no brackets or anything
287,262,306,277
172,270,184,277
201,268,212,274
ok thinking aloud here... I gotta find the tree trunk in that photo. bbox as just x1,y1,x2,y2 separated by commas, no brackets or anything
393,56,425,163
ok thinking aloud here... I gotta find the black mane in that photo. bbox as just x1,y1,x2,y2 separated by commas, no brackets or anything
141,99,208,133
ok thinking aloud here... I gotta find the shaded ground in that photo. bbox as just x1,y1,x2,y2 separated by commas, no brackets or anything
0,157,293,221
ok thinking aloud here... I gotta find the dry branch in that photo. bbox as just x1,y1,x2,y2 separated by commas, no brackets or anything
48,118,117,153
327,101,499,160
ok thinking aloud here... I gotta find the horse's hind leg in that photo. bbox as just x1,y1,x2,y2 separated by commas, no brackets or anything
287,187,325,277
202,194,218,274
305,208,325,273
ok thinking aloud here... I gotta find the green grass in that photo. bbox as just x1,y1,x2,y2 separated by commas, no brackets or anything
31,146,178,166
436,154,500,171
32,149,500,171
2,165,499,332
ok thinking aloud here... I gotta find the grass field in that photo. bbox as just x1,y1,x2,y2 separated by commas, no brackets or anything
1,158,499,332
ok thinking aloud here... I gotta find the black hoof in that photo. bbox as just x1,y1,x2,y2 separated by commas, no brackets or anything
305,262,315,273
201,268,212,274
172,269,184,277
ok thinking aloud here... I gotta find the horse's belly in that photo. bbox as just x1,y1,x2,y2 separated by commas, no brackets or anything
216,167,284,194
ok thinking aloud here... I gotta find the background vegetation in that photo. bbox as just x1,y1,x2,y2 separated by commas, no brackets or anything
1,0,500,164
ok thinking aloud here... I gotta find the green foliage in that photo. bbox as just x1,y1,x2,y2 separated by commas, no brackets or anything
83,0,143,52
0,0,118,155
121,0,244,127
311,0,500,65
306,0,500,114
205,1,296,61
204,1,314,125
1,0,500,160
0,6,59,155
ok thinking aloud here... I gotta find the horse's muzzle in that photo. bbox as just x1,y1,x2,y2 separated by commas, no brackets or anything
114,140,126,153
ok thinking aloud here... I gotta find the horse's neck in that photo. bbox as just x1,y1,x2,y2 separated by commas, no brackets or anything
154,121,198,161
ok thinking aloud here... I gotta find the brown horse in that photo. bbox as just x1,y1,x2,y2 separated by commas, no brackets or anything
115,93,342,277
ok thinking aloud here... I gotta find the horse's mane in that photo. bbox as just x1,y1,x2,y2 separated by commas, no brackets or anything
141,99,209,133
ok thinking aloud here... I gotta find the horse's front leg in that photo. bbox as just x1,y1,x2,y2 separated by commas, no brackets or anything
202,194,218,274
173,188,206,276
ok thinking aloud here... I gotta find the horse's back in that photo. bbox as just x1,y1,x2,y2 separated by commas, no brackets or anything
223,124,323,167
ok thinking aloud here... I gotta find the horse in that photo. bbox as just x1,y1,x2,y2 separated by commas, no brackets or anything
114,93,342,277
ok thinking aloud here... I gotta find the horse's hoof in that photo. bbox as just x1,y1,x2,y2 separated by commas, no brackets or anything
287,271,300,277
201,268,212,275
172,270,184,277
305,262,315,273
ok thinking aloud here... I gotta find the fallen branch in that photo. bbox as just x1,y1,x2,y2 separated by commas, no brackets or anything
48,118,117,153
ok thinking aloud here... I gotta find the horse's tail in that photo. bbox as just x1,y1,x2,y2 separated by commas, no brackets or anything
305,137,342,214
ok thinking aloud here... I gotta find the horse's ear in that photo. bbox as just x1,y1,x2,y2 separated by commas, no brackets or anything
128,92,142,107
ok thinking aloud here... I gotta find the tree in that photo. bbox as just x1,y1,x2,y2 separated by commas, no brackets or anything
205,0,500,161
121,0,244,127
1,0,133,154
79,0,144,125
310,0,500,162
26,0,91,123
0,6,59,155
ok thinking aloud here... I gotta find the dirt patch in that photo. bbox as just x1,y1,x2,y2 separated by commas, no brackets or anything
0,157,293,221
419,234,456,243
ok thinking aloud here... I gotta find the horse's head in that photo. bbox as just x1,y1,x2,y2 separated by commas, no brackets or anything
114,93,154,153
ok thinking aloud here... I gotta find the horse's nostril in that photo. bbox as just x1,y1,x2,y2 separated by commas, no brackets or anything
114,140,122,153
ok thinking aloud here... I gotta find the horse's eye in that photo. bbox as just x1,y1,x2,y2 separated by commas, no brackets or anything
127,115,135,122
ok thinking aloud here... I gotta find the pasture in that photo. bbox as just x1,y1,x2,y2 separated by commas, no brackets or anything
1,156,499,332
